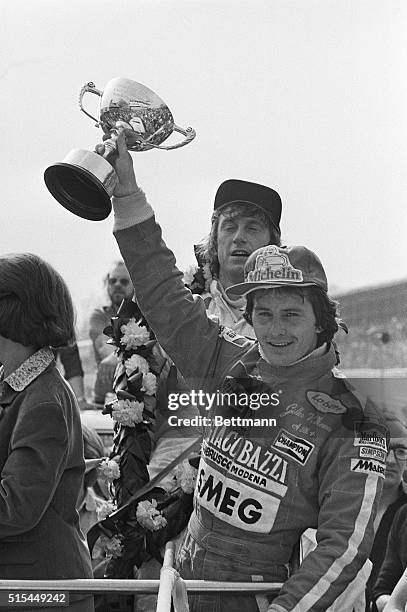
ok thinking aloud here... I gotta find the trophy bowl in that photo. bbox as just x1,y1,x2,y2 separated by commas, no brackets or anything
44,78,196,220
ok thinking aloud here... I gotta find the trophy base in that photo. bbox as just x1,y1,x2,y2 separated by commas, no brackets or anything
44,149,117,221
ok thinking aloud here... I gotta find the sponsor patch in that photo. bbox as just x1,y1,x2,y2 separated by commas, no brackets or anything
354,433,387,452
196,462,283,532
273,429,314,465
205,427,289,486
246,246,304,285
219,326,247,345
359,446,386,462
351,458,385,478
307,391,347,414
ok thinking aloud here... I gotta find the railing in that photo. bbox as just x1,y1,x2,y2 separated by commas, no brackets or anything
0,542,284,611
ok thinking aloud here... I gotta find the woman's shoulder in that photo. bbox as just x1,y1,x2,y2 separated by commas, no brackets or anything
20,364,76,411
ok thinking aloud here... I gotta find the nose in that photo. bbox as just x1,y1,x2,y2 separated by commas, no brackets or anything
386,449,397,465
232,226,247,244
268,316,286,336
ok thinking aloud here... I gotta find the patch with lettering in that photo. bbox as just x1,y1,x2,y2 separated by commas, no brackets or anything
198,427,290,532
354,433,387,452
196,462,282,532
359,446,386,462
205,426,288,487
272,429,315,465
307,391,347,414
219,326,248,346
350,458,385,478
246,246,304,284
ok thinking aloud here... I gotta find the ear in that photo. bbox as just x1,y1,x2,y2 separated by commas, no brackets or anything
315,326,323,333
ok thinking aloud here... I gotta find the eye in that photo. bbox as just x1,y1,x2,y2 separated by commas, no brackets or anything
221,222,236,232
255,310,272,319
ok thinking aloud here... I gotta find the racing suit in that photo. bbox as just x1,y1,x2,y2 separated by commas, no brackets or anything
112,189,386,612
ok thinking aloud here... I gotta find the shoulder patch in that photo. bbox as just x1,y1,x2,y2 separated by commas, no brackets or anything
354,431,387,452
219,326,251,347
350,458,386,479
307,391,347,414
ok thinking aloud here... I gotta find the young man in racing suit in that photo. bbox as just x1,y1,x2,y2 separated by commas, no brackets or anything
105,131,387,612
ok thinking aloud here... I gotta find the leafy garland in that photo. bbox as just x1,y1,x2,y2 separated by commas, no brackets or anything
88,299,198,579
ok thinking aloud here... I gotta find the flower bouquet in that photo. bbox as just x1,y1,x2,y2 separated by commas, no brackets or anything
87,299,199,582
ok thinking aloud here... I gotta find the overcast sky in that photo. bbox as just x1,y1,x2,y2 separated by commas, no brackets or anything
2,0,407,322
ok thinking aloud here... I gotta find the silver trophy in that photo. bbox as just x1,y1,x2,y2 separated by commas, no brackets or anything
44,77,196,220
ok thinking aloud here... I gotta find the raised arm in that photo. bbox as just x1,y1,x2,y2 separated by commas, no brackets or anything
108,130,248,392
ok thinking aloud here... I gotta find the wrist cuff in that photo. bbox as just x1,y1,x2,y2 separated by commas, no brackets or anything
112,187,154,231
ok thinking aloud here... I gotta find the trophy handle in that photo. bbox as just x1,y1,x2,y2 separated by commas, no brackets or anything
143,124,196,150
79,82,103,125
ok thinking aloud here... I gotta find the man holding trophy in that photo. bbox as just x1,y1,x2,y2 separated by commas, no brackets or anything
45,79,386,612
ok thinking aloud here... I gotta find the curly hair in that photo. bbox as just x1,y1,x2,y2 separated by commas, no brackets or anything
243,285,342,347
195,202,281,279
0,253,76,348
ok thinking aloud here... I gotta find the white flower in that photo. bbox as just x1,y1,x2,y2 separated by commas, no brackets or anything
136,499,167,531
174,460,198,493
142,372,157,395
96,500,117,521
183,265,198,286
99,534,123,558
124,353,149,376
99,458,121,482
112,398,144,427
120,318,150,350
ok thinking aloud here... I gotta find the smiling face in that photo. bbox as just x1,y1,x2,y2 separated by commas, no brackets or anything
252,289,320,366
217,212,271,288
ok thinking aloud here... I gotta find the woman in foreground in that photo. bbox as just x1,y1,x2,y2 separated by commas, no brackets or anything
0,253,94,611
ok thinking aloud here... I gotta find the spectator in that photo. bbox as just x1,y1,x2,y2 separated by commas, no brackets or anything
373,504,407,611
105,129,387,612
0,252,93,611
89,261,135,404
369,417,407,611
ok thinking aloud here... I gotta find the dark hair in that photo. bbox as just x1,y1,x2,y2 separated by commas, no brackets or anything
243,285,341,346
195,202,282,280
0,253,75,348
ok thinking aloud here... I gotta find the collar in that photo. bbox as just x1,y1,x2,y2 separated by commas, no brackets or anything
257,342,337,384
211,279,246,310
2,347,54,392
258,342,328,366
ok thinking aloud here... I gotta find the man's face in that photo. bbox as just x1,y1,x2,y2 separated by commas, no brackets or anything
252,290,320,366
217,212,271,285
384,437,407,489
106,264,134,307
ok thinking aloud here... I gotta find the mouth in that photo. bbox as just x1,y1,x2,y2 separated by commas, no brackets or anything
230,249,250,258
268,341,293,349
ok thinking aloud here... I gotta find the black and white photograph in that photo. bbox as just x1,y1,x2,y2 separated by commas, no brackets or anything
1,1,407,611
